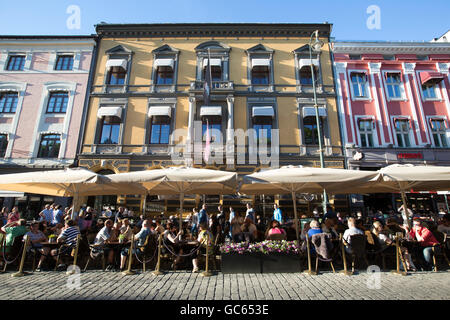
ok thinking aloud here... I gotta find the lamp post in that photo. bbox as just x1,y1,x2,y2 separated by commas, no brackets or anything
309,30,328,214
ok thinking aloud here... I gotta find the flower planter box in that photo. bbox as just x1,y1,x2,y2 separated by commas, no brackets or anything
221,253,263,274
260,253,302,273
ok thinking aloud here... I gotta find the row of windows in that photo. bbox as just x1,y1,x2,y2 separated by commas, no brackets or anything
350,72,440,100
0,134,60,159
96,114,325,147
4,54,74,71
106,61,319,86
357,118,448,148
0,91,68,114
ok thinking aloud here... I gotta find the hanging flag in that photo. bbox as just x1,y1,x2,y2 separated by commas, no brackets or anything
203,48,212,105
204,119,211,163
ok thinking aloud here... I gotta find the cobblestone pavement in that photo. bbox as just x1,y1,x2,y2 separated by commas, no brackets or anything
1,269,449,300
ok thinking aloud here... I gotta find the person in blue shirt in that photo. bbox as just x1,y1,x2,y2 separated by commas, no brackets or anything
228,206,235,239
52,205,64,226
198,204,208,226
273,204,282,224
307,220,323,254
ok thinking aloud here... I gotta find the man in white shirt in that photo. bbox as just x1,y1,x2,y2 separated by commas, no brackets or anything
343,217,364,254
93,219,115,270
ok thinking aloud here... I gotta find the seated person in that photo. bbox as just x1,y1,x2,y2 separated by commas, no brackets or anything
103,207,114,219
110,221,122,242
355,219,366,232
437,214,450,236
265,220,287,240
307,220,322,238
1,219,27,254
307,220,322,254
120,218,133,242
163,223,183,247
230,214,243,242
92,219,115,270
51,219,81,269
25,221,49,271
321,218,339,239
120,219,152,271
343,217,364,254
403,219,439,271
191,223,214,273
240,217,258,242
372,221,415,271
300,222,311,241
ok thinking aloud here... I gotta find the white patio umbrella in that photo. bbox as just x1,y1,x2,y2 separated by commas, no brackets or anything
374,164,450,225
240,166,379,241
109,166,238,230
0,167,145,210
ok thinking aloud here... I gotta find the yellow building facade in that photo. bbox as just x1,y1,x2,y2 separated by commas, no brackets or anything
78,23,345,216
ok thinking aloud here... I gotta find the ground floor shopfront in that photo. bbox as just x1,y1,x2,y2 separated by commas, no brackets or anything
346,146,450,214
77,154,347,218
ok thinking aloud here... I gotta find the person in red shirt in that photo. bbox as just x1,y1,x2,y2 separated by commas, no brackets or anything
408,219,439,271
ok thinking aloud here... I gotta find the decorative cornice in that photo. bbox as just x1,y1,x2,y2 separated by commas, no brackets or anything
95,23,332,38
332,41,450,55
402,62,416,74
368,62,382,74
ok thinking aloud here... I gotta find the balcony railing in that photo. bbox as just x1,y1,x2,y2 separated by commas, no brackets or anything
190,80,234,91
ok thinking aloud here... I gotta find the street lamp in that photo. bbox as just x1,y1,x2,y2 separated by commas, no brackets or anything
309,30,328,214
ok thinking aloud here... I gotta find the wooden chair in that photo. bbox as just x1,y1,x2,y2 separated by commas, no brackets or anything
138,234,158,272
346,234,369,272
83,237,106,272
431,232,450,271
366,232,396,271
2,235,24,272
311,233,335,274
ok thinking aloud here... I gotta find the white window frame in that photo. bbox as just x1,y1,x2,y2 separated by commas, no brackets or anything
383,71,407,101
0,51,32,72
36,131,63,159
348,69,371,101
391,116,415,148
48,51,81,72
355,115,378,147
0,82,27,158
426,116,449,148
417,71,443,102
30,82,77,159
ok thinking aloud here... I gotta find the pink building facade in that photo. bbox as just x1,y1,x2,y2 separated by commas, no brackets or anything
0,36,95,211
332,41,450,211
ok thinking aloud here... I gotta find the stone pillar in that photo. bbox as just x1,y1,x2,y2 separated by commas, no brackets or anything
226,95,235,169
186,96,196,165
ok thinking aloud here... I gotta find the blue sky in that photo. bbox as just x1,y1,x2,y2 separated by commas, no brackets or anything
0,0,448,41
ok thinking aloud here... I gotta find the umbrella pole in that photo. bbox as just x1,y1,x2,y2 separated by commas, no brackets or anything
179,193,184,232
291,192,299,243
400,191,411,227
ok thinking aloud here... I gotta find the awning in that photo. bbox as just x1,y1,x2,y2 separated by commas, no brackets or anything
252,106,274,118
0,190,25,198
393,117,411,128
420,72,445,85
105,59,127,70
154,58,174,69
299,58,319,69
200,106,222,117
251,58,271,68
148,106,172,117
97,106,123,119
202,58,222,67
302,106,327,118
